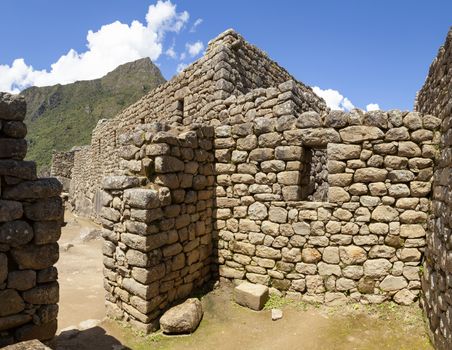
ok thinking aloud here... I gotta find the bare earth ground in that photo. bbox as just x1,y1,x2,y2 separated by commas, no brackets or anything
56,211,105,330
51,211,433,350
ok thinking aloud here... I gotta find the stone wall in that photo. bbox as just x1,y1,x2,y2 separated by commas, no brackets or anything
214,82,440,305
50,150,75,193
416,27,452,349
58,29,327,220
0,93,62,346
100,123,214,332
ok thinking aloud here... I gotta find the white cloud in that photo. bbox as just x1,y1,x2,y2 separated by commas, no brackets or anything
366,103,380,111
176,63,187,73
312,86,355,111
165,45,177,59
190,18,203,32
0,0,189,92
186,41,204,57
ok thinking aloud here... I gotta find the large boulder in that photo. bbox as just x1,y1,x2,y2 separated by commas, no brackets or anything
159,298,203,334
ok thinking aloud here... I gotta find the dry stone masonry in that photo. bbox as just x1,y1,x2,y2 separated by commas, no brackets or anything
214,84,439,306
416,27,452,350
100,123,214,333
0,93,62,346
47,27,452,346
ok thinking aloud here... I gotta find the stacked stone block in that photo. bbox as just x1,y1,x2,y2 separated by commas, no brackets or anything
100,123,214,332
0,92,62,346
416,27,452,350
215,83,440,305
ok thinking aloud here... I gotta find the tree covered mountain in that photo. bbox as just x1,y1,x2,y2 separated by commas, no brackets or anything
20,57,166,172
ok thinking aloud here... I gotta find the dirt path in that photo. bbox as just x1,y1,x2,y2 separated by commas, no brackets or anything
56,211,105,331
53,212,433,350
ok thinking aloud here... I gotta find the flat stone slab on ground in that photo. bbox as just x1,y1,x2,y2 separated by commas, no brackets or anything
234,282,269,311
160,298,203,334
3,340,51,349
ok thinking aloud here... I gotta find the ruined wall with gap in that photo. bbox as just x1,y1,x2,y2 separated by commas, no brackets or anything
58,29,327,221
215,83,440,305
0,93,62,346
99,123,214,332
416,27,452,349
50,149,75,194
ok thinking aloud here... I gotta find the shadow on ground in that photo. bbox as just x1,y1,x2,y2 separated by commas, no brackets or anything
49,326,130,350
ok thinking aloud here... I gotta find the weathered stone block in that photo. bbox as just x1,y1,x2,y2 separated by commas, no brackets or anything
328,143,361,160
154,156,184,173
328,187,350,203
124,188,160,209
0,314,32,332
0,160,36,180
354,168,387,183
363,259,392,278
11,244,59,270
0,92,26,120
3,178,62,200
22,282,59,304
24,197,63,221
7,270,36,291
0,139,27,160
0,221,33,246
160,298,203,334
0,200,23,223
102,176,140,190
0,290,24,317
371,205,399,222
339,126,384,143
379,276,407,291
339,246,367,265
248,202,268,220
234,282,269,311
14,319,57,342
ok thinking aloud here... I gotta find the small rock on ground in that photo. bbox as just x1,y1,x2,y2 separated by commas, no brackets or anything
78,319,101,330
80,228,102,242
160,298,203,334
271,308,283,321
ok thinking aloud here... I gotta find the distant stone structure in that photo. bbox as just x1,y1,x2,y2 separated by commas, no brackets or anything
48,28,451,347
0,93,62,346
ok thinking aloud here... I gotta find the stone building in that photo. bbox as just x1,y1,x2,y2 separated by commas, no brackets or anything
49,28,452,348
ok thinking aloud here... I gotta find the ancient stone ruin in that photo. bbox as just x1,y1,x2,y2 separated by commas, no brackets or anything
0,27,445,348
0,93,63,346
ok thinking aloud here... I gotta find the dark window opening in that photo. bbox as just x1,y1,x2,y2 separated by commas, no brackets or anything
300,147,328,201
113,130,117,148
176,98,184,116
98,139,101,155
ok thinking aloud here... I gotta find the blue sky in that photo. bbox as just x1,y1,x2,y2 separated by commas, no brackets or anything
0,1,450,111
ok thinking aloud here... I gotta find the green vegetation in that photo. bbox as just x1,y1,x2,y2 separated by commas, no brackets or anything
263,293,294,310
21,58,166,173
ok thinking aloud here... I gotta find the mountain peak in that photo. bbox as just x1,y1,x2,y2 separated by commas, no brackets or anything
20,58,166,171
